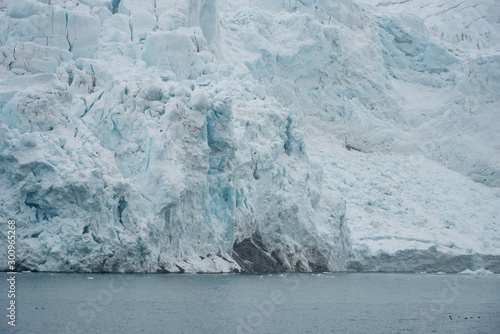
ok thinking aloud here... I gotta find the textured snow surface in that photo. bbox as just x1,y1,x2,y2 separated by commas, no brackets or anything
0,0,499,273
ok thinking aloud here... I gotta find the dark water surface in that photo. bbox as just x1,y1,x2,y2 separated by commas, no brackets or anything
1,272,499,333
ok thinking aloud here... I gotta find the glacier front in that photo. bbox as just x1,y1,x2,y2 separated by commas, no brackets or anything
0,0,499,273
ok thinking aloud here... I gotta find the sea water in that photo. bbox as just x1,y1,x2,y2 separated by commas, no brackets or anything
1,272,499,333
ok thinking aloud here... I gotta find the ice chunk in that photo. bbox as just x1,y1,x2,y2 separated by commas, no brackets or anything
141,31,203,79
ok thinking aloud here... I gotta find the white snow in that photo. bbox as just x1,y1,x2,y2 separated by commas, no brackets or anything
0,0,499,273
459,268,495,275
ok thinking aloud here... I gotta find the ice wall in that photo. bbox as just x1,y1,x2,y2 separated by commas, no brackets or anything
0,0,499,273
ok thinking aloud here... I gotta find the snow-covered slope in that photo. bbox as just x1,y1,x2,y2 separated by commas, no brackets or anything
0,0,499,273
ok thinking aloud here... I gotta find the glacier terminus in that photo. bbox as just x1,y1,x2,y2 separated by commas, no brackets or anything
0,0,499,274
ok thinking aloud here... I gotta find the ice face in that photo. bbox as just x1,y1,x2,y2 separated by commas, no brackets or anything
0,0,499,273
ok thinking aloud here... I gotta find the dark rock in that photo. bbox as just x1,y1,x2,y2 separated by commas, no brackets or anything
232,237,287,274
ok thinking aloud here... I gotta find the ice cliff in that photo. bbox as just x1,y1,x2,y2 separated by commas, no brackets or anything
1,0,499,273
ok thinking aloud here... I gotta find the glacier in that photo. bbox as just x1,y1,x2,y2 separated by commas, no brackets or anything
0,0,499,273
